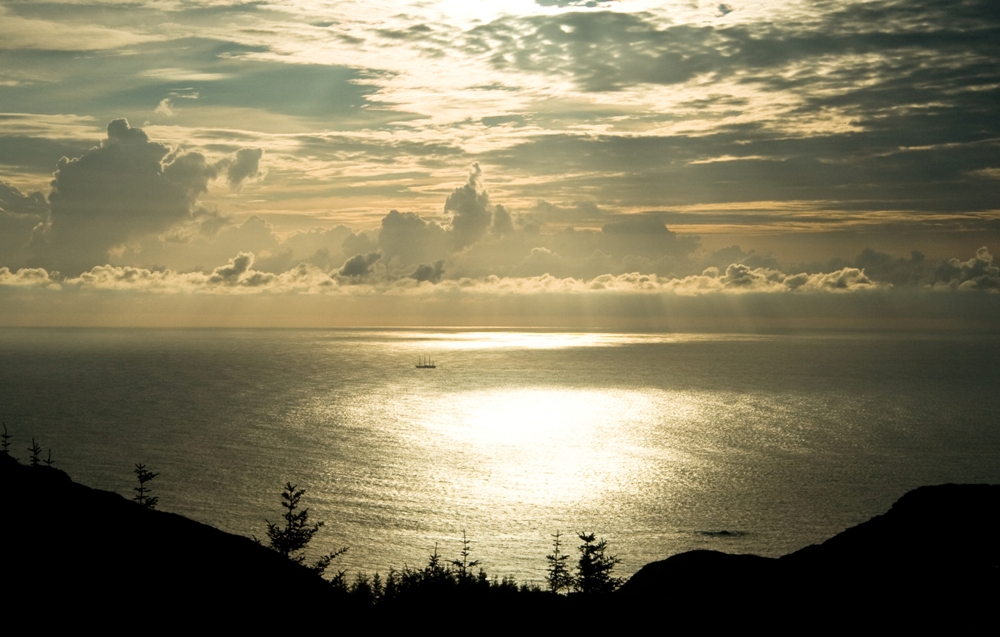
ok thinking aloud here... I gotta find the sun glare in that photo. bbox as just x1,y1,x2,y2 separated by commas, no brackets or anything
409,388,684,506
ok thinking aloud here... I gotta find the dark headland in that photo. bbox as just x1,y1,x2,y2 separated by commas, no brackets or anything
2,452,996,628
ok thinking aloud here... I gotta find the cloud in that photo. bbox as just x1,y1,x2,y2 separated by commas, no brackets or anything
0,6,155,51
60,255,338,294
0,180,48,268
154,99,177,117
218,148,264,190
0,180,47,216
285,225,355,256
31,119,267,274
39,119,216,274
460,1,1000,216
2,252,881,297
513,246,571,278
411,260,445,283
932,247,1000,291
339,251,383,278
526,200,612,226
4,247,996,335
491,204,514,236
445,163,493,249
378,209,449,265
534,0,616,7
599,215,699,258
0,266,59,289
207,251,257,284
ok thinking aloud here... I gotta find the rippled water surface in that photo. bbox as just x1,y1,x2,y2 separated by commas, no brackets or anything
2,329,998,583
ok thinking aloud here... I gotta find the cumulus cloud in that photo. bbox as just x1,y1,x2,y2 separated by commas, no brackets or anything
39,119,214,273
28,120,268,275
342,231,378,258
491,204,514,236
445,163,493,249
378,209,449,265
370,164,708,281
217,148,264,190
411,260,445,283
932,247,1000,291
0,266,59,288
599,215,699,259
0,180,48,268
339,251,383,278
513,246,571,278
0,180,47,216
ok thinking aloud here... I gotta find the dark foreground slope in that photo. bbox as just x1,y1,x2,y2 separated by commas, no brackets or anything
1,454,340,623
3,452,996,627
620,483,999,626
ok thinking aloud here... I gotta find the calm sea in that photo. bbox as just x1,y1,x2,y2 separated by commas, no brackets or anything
2,328,998,583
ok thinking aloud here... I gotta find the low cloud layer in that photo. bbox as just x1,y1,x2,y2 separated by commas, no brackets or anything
5,248,998,299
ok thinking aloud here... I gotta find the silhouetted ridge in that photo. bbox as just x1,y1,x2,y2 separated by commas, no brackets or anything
4,452,996,627
619,483,999,627
1,453,341,622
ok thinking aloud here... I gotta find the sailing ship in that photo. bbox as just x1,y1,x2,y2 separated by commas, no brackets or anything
415,356,436,369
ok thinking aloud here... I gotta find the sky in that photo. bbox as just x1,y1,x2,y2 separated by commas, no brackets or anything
1,0,998,328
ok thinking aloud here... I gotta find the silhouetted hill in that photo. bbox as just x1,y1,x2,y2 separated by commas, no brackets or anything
1,453,341,624
620,483,999,627
4,452,996,627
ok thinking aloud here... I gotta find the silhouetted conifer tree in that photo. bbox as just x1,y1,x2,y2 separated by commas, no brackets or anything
133,463,159,509
264,482,347,578
1,424,12,457
28,438,42,467
422,544,449,583
546,531,573,594
575,532,622,594
43,449,55,467
371,572,384,600
451,531,480,583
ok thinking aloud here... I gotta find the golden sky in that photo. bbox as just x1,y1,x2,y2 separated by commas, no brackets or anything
1,0,998,327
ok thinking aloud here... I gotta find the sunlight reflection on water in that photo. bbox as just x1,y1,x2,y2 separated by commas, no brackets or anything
378,330,761,350
3,328,999,584
403,388,689,506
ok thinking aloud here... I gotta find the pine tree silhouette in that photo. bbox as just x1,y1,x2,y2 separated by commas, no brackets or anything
264,482,347,577
28,439,42,467
545,531,573,594
1,424,12,457
575,532,622,594
133,463,159,509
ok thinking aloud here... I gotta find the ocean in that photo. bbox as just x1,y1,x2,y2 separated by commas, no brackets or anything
2,328,998,584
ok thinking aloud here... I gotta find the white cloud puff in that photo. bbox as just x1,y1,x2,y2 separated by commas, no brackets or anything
0,267,60,289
